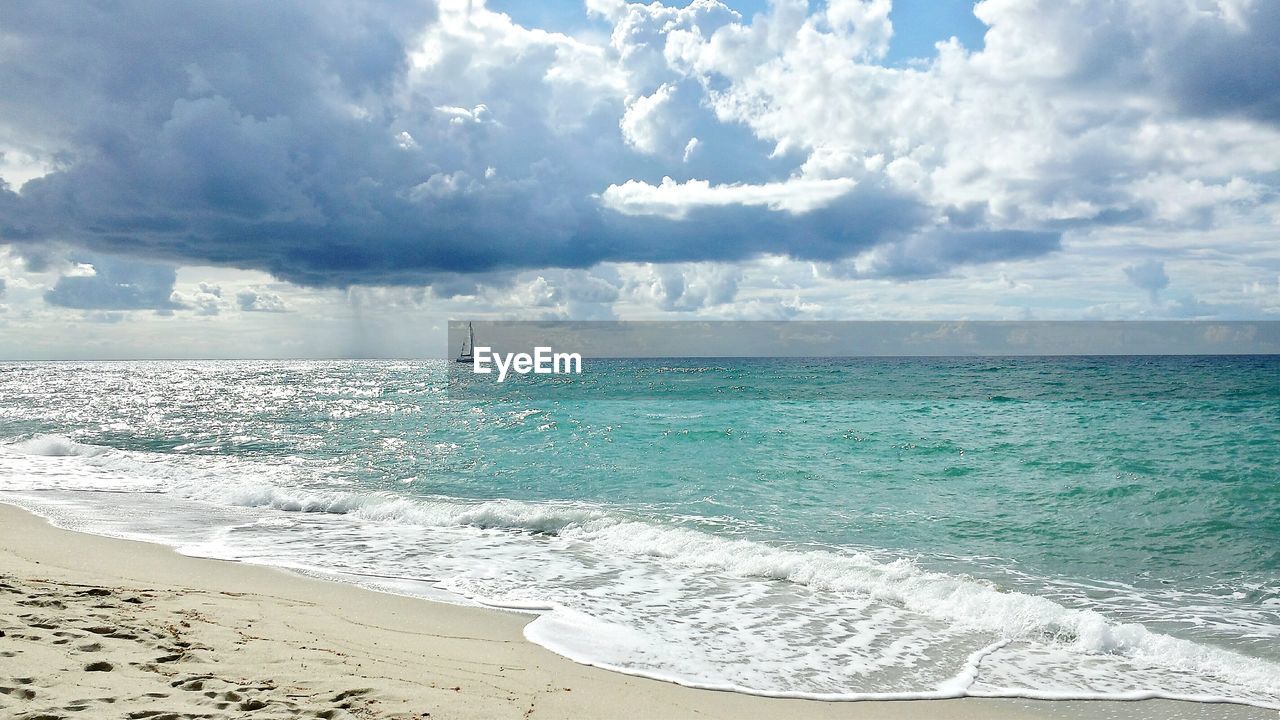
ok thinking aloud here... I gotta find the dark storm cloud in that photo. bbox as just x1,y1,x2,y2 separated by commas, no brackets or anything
0,1,1063,289
589,181,934,264
862,230,1063,279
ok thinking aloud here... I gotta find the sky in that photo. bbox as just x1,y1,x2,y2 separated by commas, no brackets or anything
0,0,1278,359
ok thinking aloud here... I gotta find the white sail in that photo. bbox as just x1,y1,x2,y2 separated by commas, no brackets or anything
457,322,475,362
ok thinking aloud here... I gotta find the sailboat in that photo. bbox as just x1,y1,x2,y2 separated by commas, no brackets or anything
455,322,475,363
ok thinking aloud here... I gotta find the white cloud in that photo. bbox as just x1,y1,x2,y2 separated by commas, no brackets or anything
620,84,676,154
0,143,55,191
682,137,700,162
644,0,1280,231
434,104,493,125
621,262,741,312
600,176,858,219
408,171,481,200
170,281,223,316
515,276,561,308
395,131,418,149
237,288,288,313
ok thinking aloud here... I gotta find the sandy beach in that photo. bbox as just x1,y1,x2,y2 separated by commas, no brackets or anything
0,503,1269,720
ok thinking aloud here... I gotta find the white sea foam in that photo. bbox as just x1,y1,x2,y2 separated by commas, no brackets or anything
1,435,1278,709
11,434,111,457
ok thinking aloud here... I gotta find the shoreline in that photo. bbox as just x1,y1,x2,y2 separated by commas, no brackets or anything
0,502,1272,719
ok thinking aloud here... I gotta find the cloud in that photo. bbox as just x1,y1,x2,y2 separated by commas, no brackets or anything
1138,3,1280,124
620,84,679,155
513,276,562,308
0,0,1275,299
1124,259,1170,301
866,230,1063,279
236,288,288,313
84,311,126,324
600,176,859,218
627,263,741,311
43,256,181,311
0,278,5,298
682,137,699,163
659,0,1280,233
966,1,1280,126
173,282,223,316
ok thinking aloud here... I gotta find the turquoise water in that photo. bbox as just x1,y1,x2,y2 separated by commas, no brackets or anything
0,358,1277,707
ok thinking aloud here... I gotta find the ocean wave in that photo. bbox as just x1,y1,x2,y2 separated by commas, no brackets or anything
549,522,1280,699
0,436,615,534
218,488,609,536
11,434,111,458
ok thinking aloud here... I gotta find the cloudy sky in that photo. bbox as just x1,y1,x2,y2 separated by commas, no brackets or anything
1,0,1277,358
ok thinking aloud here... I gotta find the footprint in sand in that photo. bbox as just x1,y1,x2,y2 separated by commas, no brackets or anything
172,676,210,691
50,630,84,646
0,685,37,700
83,625,139,640
84,661,114,672
19,597,67,609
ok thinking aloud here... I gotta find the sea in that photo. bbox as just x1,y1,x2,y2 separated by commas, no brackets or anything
0,357,1277,709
